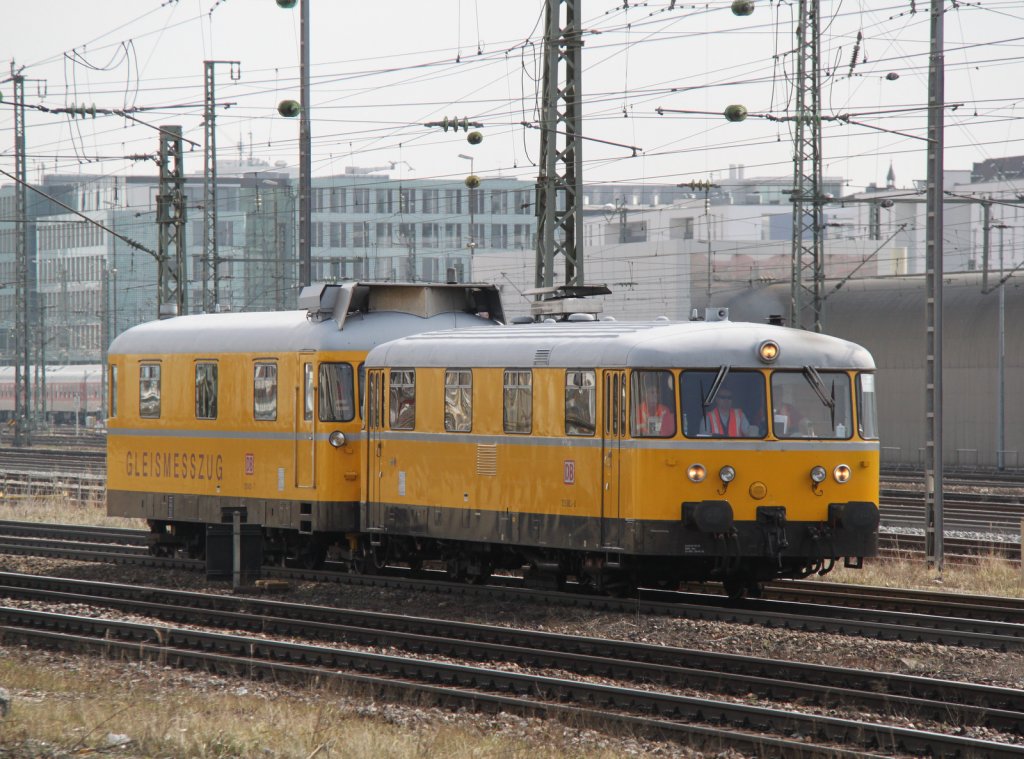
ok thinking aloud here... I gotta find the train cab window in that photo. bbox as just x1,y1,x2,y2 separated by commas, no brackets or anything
195,362,218,420
631,370,676,438
770,369,852,439
253,362,278,421
139,363,161,419
503,369,532,434
680,370,766,438
565,369,596,436
856,372,879,440
389,369,416,430
444,369,473,432
319,363,355,422
109,365,118,418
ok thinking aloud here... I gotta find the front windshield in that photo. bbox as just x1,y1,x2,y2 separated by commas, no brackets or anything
770,370,852,439
680,370,766,438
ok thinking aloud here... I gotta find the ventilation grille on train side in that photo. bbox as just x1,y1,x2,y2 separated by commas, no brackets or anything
476,444,497,476
533,349,552,366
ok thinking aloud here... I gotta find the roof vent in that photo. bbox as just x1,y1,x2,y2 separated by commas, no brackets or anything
533,349,552,366
704,307,729,322
567,313,596,322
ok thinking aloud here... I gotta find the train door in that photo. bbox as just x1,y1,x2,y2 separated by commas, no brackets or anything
295,357,316,489
365,368,386,527
601,369,627,548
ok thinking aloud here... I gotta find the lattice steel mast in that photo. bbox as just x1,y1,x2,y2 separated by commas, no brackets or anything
789,0,824,332
535,0,584,289
157,126,187,318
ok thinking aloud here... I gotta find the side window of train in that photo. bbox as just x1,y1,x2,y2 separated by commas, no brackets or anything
319,363,355,422
503,369,532,434
444,369,473,433
253,362,278,421
109,365,118,418
303,363,314,422
195,362,218,420
631,370,676,438
857,373,879,440
358,363,366,420
389,369,416,430
680,370,766,438
139,363,161,419
565,369,596,436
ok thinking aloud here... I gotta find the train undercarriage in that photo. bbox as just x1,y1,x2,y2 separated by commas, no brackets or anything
145,518,863,600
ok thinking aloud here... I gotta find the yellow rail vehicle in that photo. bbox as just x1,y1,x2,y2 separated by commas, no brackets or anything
107,282,502,564
363,313,880,596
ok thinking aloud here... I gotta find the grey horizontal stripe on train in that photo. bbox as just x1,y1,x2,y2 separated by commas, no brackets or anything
370,430,878,452
107,428,365,443
107,427,877,452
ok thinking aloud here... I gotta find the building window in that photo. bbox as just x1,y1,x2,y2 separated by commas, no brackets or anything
253,362,278,421
376,222,393,247
389,369,416,430
444,369,472,432
422,189,439,214
469,188,484,214
375,189,392,213
319,362,355,422
503,369,532,434
139,363,160,419
490,189,508,214
352,189,370,213
399,188,416,213
565,369,596,436
195,362,218,420
490,224,508,249
353,221,369,248
330,187,346,211
445,189,462,214
422,223,440,248
330,222,346,248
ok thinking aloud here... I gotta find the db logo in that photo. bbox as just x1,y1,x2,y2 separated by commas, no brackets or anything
244,453,255,475
563,459,575,485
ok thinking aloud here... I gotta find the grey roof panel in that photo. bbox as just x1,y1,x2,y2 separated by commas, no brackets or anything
366,320,875,370
108,310,498,356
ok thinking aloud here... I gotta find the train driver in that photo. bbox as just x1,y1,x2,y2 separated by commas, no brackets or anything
701,386,757,437
635,382,675,437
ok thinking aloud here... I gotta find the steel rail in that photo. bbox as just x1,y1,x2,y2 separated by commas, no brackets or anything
0,607,1020,757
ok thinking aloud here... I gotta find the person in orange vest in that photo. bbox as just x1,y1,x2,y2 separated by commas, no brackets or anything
635,382,675,437
701,387,756,437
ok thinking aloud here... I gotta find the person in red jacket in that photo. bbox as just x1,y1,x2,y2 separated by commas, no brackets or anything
635,382,675,437
701,387,756,437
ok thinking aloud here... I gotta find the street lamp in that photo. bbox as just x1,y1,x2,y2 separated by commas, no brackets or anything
459,154,477,280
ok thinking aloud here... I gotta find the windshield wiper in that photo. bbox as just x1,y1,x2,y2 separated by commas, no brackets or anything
703,365,731,407
802,366,835,411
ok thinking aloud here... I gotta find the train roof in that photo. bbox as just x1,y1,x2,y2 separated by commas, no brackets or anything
108,309,499,356
108,281,503,356
365,318,876,370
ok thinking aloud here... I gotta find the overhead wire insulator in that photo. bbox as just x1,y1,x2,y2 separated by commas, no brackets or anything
464,175,481,189
467,131,483,145
731,0,755,16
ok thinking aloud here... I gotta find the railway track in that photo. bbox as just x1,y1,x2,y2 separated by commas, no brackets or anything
1,571,1021,757
2,520,1024,651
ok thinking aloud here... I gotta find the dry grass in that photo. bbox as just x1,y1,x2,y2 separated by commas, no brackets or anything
0,650,668,759
824,552,1024,598
0,493,142,530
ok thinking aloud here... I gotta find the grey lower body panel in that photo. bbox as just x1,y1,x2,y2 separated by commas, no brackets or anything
107,490,360,533
360,500,879,560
